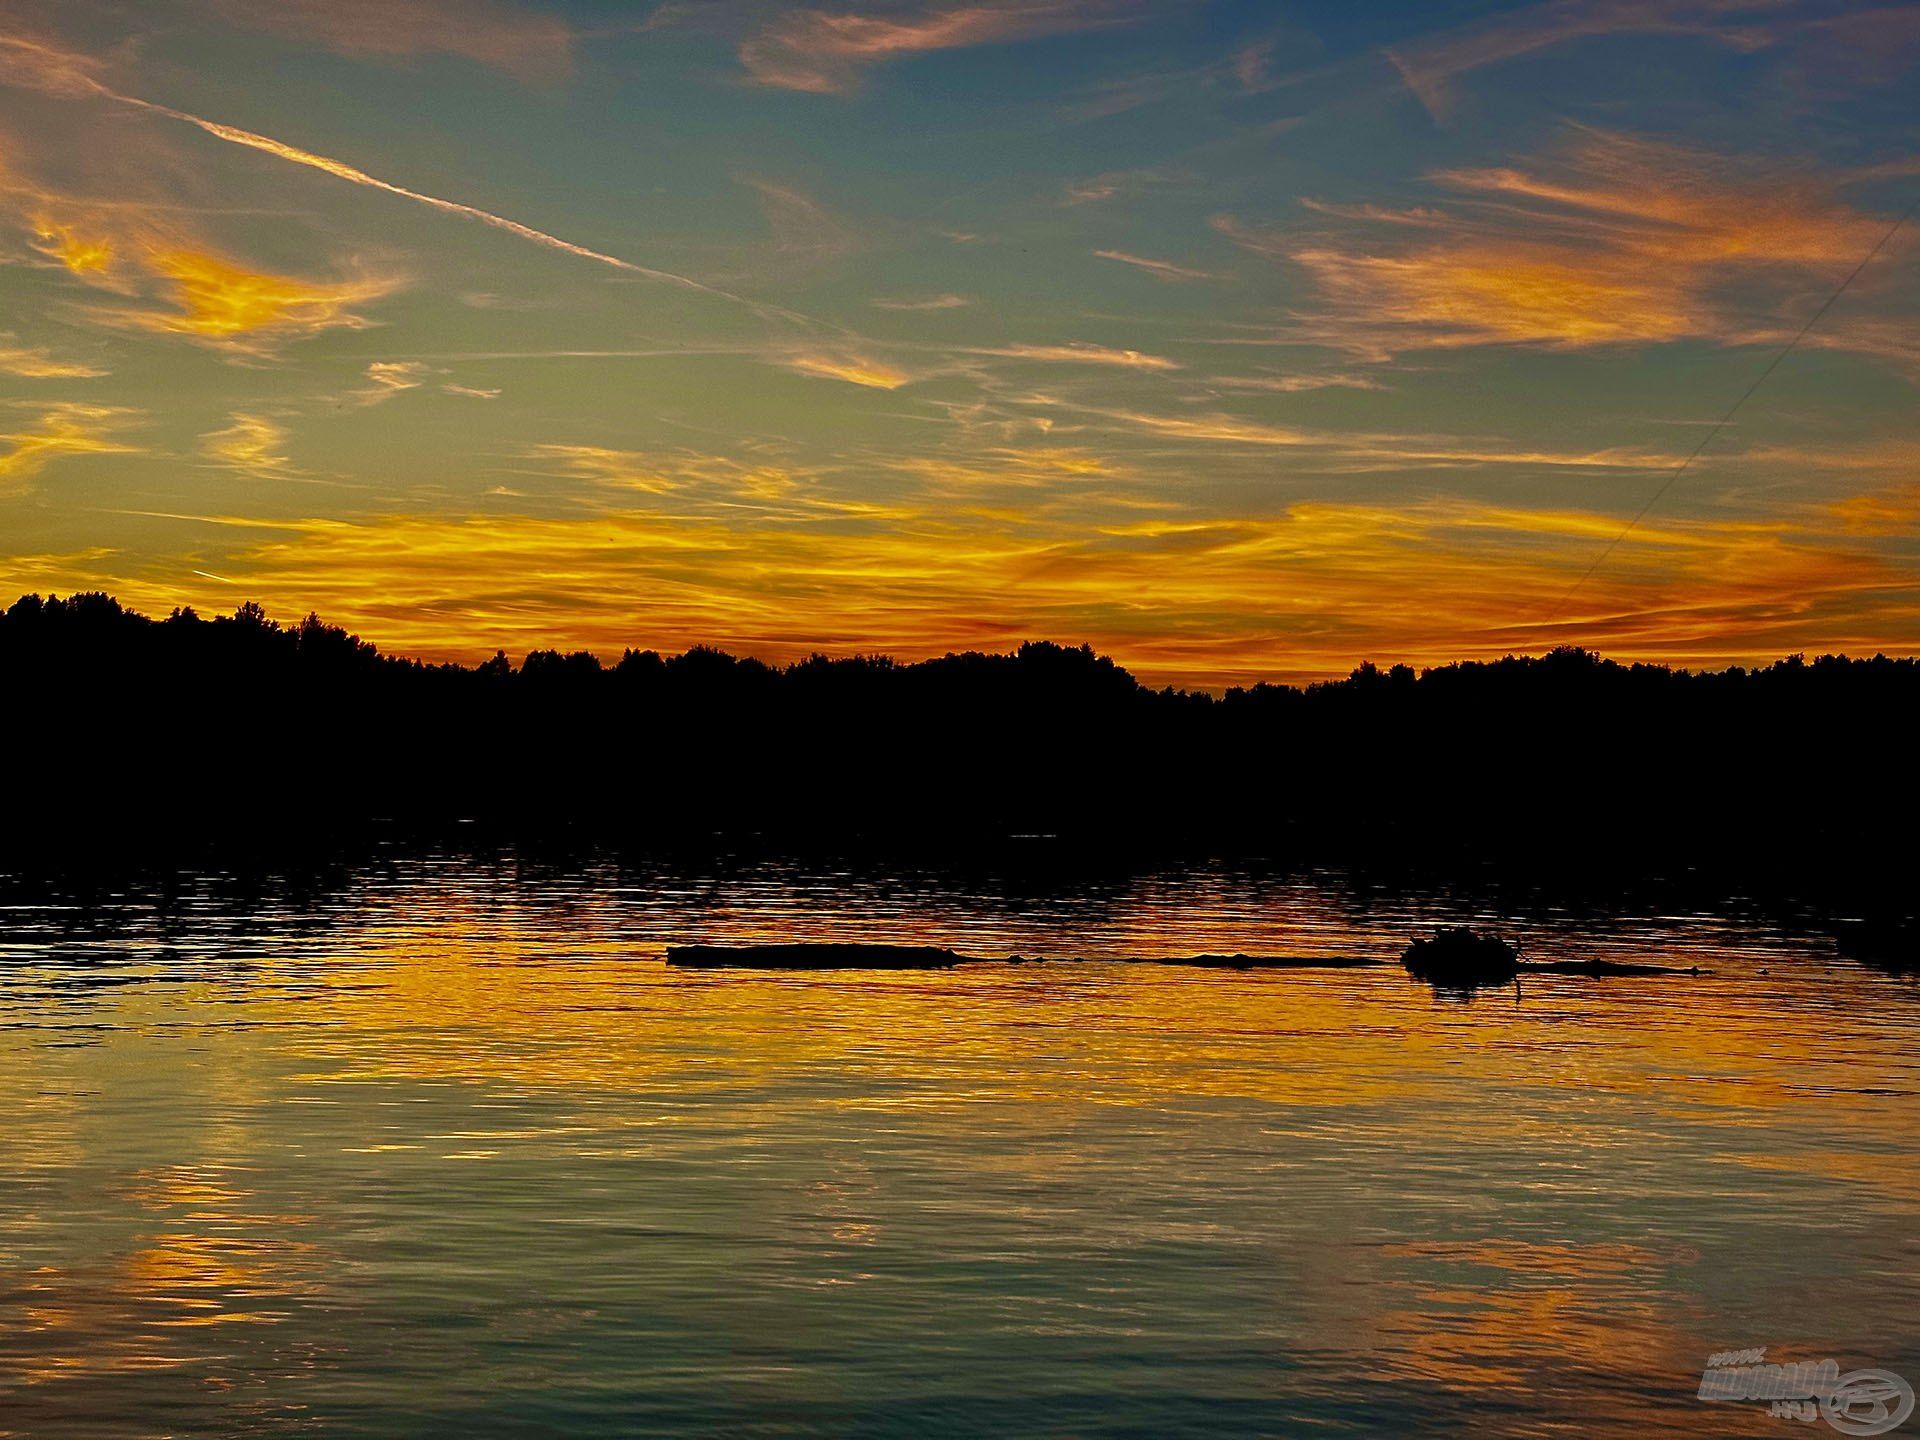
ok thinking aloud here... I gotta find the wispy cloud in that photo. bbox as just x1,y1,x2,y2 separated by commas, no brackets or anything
528,445,687,497
527,444,855,509
1098,409,1317,449
872,293,973,310
350,361,434,406
970,342,1179,369
1050,400,1685,474
1219,128,1911,357
1094,248,1221,282
3,101,405,356
1204,372,1384,395
14,195,398,354
0,341,107,378
1385,0,1785,122
1064,178,1123,205
783,352,915,388
1061,167,1176,205
205,0,576,83
115,248,393,351
202,413,296,478
0,402,141,489
0,28,106,100
740,176,862,271
1231,37,1274,90
738,1,1143,93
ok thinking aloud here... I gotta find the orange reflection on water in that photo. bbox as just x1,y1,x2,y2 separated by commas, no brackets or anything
0,1161,324,1390
0,863,1914,1439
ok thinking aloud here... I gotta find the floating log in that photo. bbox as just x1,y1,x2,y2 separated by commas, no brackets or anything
666,943,965,970
666,940,1700,980
1520,958,1700,977
1132,954,1386,970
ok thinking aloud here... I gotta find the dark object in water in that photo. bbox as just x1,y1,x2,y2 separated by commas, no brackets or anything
1401,927,1519,986
1141,954,1385,970
666,943,965,970
1522,957,1700,977
1834,918,1918,973
668,946,1388,971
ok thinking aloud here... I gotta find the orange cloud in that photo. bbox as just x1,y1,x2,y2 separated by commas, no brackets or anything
1819,467,1920,536
784,352,914,388
1222,130,1912,357
205,0,575,82
0,342,106,378
351,361,434,406
42,476,1920,689
201,414,295,478
1072,406,1681,474
739,1,1141,93
7,162,399,354
119,249,392,348
1288,244,1703,349
0,403,141,489
30,218,114,275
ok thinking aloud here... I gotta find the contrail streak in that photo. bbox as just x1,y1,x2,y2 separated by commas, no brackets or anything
0,34,790,318
133,100,729,296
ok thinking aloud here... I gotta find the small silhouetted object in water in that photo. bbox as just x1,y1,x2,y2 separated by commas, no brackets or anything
1401,928,1520,987
1834,918,1918,973
666,943,964,970
1523,957,1701,978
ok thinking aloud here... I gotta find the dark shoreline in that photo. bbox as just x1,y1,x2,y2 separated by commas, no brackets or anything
6,592,1915,948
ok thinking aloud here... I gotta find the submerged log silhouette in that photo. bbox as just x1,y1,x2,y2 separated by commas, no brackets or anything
666,940,1702,980
1134,954,1385,970
1520,957,1701,977
667,946,1392,971
666,943,966,969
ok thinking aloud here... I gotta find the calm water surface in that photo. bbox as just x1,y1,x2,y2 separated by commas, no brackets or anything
1,852,1916,1438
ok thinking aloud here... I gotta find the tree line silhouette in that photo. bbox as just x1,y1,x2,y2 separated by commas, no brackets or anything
5,592,1914,895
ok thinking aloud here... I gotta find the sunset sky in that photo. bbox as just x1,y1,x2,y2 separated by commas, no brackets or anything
2,0,1916,686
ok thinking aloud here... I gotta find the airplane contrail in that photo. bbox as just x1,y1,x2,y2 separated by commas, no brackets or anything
0,33,792,319
132,100,730,296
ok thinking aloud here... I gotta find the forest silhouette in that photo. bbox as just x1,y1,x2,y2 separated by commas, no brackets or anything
5,591,1914,894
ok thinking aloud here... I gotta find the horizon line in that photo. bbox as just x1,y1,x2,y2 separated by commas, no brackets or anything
7,588,1918,696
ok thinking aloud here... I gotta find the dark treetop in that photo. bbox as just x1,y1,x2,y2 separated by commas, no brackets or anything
6,593,1914,895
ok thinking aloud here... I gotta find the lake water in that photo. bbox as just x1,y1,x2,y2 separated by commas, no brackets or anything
2,850,1916,1438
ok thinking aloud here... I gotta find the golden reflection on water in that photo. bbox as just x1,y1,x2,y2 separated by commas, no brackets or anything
0,857,1916,1438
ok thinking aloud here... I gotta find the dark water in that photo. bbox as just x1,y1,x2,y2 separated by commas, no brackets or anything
1,852,1916,1438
